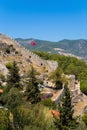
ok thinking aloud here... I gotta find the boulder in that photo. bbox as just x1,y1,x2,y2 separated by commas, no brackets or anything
0,64,8,76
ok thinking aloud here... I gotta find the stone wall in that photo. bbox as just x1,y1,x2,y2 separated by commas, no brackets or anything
12,39,58,73
67,75,82,104
52,87,65,104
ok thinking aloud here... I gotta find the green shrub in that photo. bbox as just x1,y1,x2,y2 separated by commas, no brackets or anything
82,113,87,126
6,62,13,70
0,109,10,130
41,98,56,109
80,81,87,95
9,44,13,47
5,48,10,54
76,121,87,130
0,73,5,82
15,50,19,54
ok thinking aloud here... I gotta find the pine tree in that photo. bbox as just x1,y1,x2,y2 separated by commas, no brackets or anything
25,66,41,104
54,86,75,130
60,86,74,127
7,61,20,89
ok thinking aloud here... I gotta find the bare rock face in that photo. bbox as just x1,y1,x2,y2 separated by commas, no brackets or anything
0,64,8,76
46,60,58,72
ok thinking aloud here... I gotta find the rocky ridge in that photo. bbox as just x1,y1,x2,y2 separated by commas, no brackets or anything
0,33,58,76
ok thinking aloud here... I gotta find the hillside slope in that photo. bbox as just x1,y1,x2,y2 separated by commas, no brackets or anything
0,33,58,77
15,38,87,60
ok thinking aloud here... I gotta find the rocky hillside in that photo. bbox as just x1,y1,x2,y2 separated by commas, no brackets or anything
0,33,87,117
15,38,87,60
0,33,58,77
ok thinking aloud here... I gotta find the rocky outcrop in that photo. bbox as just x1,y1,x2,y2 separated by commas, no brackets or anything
0,64,8,76
67,75,83,104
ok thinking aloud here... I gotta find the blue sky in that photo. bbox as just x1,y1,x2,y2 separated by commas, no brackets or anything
0,0,87,41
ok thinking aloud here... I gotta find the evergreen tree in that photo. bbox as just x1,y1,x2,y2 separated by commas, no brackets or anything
60,86,74,127
2,61,22,111
25,66,41,104
2,87,23,112
54,86,75,130
7,61,20,89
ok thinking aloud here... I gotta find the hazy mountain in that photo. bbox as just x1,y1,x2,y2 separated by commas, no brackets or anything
15,38,87,60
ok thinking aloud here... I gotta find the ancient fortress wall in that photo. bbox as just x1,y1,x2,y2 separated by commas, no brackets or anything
12,38,58,72
0,34,58,72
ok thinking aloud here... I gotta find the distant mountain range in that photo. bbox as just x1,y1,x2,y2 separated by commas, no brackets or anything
15,38,87,60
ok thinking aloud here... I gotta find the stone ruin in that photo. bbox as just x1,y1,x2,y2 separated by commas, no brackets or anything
12,39,58,73
67,75,83,104
12,39,84,106
0,34,58,73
